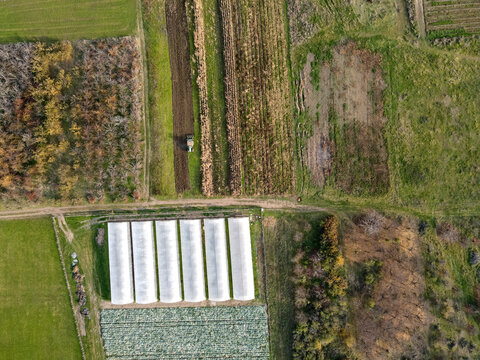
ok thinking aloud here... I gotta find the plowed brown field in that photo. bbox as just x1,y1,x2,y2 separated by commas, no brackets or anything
165,0,194,193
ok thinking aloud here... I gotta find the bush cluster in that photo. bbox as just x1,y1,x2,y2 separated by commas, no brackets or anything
292,216,351,359
0,38,143,202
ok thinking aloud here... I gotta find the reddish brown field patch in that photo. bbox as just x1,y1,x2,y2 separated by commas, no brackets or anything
344,213,428,359
299,42,389,194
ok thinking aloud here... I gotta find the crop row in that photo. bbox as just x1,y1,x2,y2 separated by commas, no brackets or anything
425,0,480,33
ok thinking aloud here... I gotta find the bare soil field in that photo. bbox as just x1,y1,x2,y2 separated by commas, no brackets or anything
344,213,428,359
165,0,194,193
299,42,389,194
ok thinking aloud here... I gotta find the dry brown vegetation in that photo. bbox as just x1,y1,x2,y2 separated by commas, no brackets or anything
190,0,214,196
345,212,428,359
218,0,242,195
287,0,320,47
0,37,144,202
218,0,295,195
299,42,389,194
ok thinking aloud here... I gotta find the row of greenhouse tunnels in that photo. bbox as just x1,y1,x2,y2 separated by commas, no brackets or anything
107,217,255,305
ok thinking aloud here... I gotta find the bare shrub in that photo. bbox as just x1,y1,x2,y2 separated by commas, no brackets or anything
436,222,460,244
359,210,385,236
0,43,34,116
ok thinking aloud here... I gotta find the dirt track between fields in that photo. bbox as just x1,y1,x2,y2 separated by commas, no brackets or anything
165,0,194,193
0,198,327,220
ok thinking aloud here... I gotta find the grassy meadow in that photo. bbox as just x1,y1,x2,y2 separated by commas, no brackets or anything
0,0,136,42
0,218,81,359
293,0,480,215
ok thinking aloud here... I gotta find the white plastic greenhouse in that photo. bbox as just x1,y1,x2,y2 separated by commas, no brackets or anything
227,217,255,301
108,222,134,305
155,220,182,303
180,219,206,302
204,218,230,301
131,222,158,304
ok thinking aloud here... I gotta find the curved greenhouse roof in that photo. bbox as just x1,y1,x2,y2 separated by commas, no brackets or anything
204,218,230,301
180,219,206,302
155,220,182,303
131,221,157,304
228,217,255,301
108,222,134,305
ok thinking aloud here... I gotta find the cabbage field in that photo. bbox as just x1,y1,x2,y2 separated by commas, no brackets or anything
100,306,269,359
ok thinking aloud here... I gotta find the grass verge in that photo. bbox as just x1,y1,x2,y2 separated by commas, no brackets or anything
142,0,176,196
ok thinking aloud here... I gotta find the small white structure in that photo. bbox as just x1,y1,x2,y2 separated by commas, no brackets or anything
180,219,206,302
131,222,158,304
108,222,134,305
204,218,230,301
155,220,182,303
228,217,255,301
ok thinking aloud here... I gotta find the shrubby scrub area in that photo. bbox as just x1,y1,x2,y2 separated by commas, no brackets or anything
292,216,351,359
0,37,143,202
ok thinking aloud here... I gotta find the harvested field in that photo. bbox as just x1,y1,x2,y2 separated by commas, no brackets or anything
202,0,230,195
424,0,480,36
165,0,194,193
190,0,214,196
298,42,389,195
218,0,295,195
218,0,242,195
345,213,428,359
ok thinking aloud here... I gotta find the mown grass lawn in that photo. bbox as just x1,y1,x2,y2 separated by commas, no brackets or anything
0,0,136,43
0,218,81,359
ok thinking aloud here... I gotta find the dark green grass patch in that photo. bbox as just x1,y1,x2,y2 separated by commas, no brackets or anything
0,218,81,359
0,0,136,43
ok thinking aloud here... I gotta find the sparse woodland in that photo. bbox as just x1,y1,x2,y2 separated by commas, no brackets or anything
0,37,144,202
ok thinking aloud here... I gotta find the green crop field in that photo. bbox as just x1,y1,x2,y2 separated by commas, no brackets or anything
0,0,137,43
0,218,81,359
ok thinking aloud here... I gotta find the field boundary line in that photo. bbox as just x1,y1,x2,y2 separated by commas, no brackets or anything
52,217,86,360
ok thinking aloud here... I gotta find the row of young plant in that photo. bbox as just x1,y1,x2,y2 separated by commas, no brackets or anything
100,306,269,359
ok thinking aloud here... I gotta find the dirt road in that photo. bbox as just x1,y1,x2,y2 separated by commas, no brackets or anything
0,198,327,220
165,0,194,193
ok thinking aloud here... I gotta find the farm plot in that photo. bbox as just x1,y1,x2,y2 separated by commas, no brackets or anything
0,218,81,359
142,0,176,196
0,38,144,202
0,0,136,43
296,42,389,195
100,306,269,359
424,0,480,36
213,0,295,195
